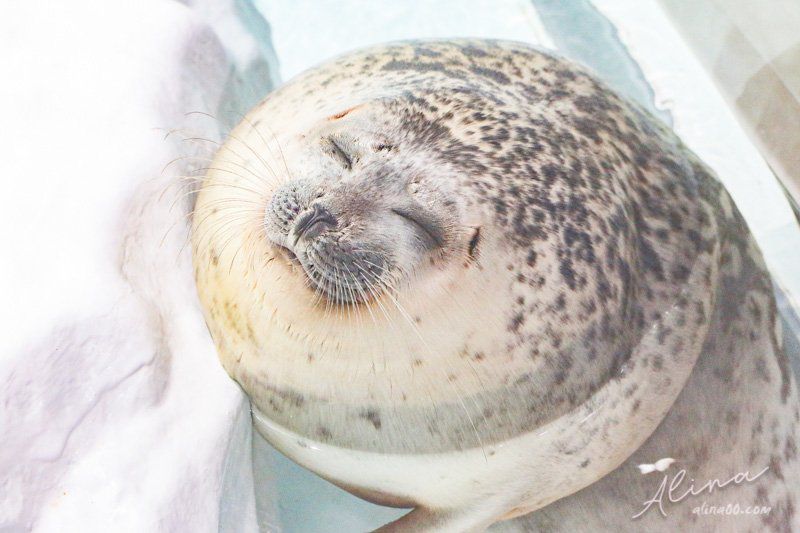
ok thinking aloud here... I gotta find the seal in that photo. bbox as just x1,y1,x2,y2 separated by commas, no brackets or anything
191,40,800,531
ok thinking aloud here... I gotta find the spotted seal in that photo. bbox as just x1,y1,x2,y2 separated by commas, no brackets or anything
191,40,800,531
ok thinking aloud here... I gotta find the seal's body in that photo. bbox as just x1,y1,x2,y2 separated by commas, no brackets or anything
191,40,799,531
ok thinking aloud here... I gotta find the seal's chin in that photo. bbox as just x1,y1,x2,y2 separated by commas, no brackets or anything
273,241,391,306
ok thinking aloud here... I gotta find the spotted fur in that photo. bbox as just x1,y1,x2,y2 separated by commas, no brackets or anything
191,40,799,532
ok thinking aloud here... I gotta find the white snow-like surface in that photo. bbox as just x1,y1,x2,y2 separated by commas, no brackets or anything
0,1,272,531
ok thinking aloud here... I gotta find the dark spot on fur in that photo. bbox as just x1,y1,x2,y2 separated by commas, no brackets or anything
785,436,798,461
769,455,784,481
361,409,382,430
469,65,510,85
509,312,525,333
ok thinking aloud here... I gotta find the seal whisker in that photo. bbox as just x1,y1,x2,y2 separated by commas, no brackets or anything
227,225,254,275
193,208,260,247
170,178,265,211
195,207,261,258
342,266,361,326
180,204,260,261
338,267,357,315
207,219,252,263
188,169,272,197
332,264,346,319
221,133,284,185
195,107,294,185
257,119,295,184
355,265,397,376
162,154,273,193
354,262,401,332
185,110,284,185
174,133,277,187
168,181,264,221
344,262,378,327
371,267,489,461
244,115,296,184
181,203,263,251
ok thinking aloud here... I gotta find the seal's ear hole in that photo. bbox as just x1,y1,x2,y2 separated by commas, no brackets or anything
467,227,481,259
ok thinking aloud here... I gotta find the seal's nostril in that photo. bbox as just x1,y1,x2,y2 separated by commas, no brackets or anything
293,204,337,244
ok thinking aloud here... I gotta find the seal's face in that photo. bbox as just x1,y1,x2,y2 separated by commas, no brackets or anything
194,40,662,452
263,104,463,306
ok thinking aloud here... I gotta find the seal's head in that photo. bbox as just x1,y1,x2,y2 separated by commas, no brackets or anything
191,40,668,450
262,104,464,306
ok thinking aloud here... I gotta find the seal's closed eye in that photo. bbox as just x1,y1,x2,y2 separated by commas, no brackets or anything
390,207,444,248
324,136,356,169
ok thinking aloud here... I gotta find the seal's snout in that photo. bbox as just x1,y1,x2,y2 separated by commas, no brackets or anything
266,181,305,241
293,204,337,245
264,179,391,306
